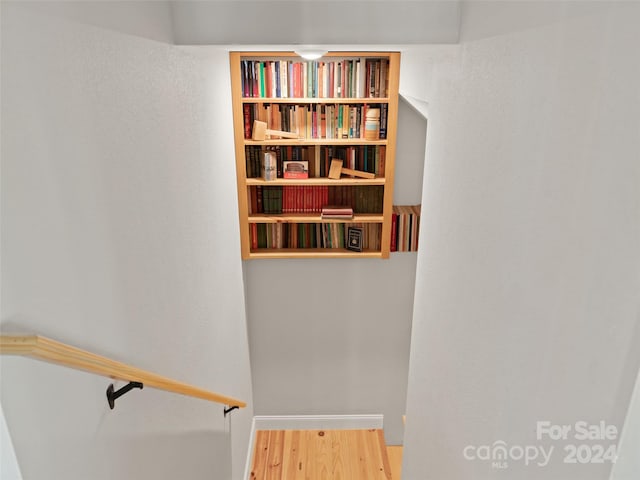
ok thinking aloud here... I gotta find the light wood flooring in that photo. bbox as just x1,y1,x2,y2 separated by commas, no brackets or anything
249,429,401,479
386,445,403,480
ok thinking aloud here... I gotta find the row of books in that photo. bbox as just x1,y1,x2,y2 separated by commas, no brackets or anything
243,103,388,140
250,223,382,250
241,58,389,99
245,146,307,178
249,185,384,215
320,145,386,177
245,145,386,179
391,205,421,252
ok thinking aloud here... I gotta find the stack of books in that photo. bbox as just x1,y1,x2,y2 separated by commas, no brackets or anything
321,205,353,219
391,205,421,252
242,103,389,141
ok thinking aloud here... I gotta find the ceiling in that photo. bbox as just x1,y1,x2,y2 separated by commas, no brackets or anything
169,1,461,45
9,1,622,47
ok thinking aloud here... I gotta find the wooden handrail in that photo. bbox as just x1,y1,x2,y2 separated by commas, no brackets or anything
0,335,246,408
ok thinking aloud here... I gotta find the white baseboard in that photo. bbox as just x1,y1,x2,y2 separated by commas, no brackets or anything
242,416,257,480
243,414,384,480
254,414,384,431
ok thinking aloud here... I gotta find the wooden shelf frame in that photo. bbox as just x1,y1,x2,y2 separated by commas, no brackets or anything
230,51,400,260
248,213,383,224
0,335,246,408
246,178,385,186
244,139,389,146
247,248,384,259
242,97,392,104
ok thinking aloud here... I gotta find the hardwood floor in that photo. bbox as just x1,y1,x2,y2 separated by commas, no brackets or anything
249,429,393,479
386,445,403,480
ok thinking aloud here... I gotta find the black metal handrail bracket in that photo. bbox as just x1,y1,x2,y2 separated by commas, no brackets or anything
106,381,144,410
224,405,240,416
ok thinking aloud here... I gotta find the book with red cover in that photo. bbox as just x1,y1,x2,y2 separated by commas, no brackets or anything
243,104,251,139
391,211,398,252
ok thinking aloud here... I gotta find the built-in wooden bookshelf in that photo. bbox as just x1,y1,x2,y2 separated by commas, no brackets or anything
230,51,400,259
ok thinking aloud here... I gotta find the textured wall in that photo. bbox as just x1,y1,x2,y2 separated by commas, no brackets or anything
404,3,640,479
610,367,640,480
1,5,252,479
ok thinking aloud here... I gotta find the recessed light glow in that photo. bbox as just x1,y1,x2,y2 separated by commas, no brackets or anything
295,49,328,60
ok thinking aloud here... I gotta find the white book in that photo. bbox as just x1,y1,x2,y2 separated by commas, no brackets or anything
261,151,277,181
359,57,367,98
270,62,277,98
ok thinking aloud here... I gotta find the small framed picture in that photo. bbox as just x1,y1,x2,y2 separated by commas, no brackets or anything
347,227,363,252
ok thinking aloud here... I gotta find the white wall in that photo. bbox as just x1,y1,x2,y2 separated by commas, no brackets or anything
245,90,426,446
1,404,23,480
1,5,252,479
14,0,174,43
610,366,640,480
404,3,640,479
245,256,416,445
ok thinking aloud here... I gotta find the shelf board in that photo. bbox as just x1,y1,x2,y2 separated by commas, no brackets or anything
248,213,383,224
246,178,385,186
241,97,390,104
244,139,387,146
246,248,385,259
238,51,398,58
